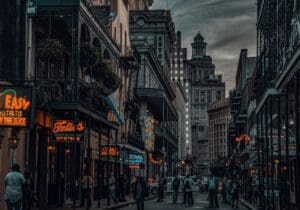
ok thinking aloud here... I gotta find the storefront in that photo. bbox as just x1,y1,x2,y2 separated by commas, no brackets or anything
0,85,33,209
256,72,300,209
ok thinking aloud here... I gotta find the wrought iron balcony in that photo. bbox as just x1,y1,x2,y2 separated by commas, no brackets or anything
127,134,145,151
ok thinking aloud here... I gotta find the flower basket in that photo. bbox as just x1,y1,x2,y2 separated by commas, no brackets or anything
36,38,65,63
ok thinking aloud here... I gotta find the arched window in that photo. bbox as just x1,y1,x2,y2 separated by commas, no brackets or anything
80,24,90,44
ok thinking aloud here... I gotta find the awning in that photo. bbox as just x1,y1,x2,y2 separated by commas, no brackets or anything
104,90,125,126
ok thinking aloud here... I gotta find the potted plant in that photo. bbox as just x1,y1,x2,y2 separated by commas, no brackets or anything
36,38,65,63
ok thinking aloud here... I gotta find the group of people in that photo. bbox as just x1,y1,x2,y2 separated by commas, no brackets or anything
171,175,194,206
221,176,240,208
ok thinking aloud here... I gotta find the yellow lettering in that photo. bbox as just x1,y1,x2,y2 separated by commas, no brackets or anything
22,98,30,110
5,95,12,109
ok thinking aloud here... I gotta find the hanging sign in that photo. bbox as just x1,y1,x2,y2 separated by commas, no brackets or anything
235,134,250,144
101,146,120,157
0,86,32,127
125,152,144,165
145,115,155,151
52,120,85,142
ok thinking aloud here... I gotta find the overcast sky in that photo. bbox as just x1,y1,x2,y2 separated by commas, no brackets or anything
151,0,257,93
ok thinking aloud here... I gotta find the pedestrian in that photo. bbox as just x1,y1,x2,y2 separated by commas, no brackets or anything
184,175,193,206
172,175,180,203
134,176,147,210
207,174,219,208
221,178,227,203
118,174,126,202
4,163,25,210
58,171,65,207
157,178,164,202
231,177,240,208
225,176,232,204
182,177,187,204
22,170,35,210
79,172,93,207
109,173,117,204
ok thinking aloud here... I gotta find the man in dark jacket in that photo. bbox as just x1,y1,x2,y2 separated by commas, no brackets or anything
134,177,147,210
172,176,180,203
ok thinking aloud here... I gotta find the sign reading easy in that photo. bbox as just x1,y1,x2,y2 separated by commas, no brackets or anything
0,86,32,127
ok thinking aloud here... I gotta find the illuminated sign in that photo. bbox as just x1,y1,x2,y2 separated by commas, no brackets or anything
235,134,250,144
101,146,120,157
125,153,144,165
52,120,85,142
145,115,155,151
129,164,141,169
0,87,32,127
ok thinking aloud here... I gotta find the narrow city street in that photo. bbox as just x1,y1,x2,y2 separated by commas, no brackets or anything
122,194,247,210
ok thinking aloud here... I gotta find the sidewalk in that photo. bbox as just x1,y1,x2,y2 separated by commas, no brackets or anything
51,194,158,210
239,198,258,210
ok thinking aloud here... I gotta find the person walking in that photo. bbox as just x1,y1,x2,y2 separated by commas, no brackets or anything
225,176,232,204
109,173,117,204
22,170,35,210
207,174,219,208
182,177,187,204
157,178,164,202
184,175,193,206
172,175,180,203
80,172,93,208
118,174,126,202
231,177,240,208
4,163,25,210
134,176,147,210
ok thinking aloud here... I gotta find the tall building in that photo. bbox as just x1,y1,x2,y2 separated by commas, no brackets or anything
208,98,230,163
130,9,178,177
171,31,190,158
188,33,225,176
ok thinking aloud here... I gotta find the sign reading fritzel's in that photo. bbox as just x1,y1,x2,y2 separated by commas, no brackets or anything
0,86,32,127
52,120,85,142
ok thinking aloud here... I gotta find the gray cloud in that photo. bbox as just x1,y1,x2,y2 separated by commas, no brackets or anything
151,0,256,93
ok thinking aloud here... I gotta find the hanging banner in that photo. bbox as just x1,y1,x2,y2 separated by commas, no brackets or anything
145,115,155,151
0,86,32,127
52,120,85,142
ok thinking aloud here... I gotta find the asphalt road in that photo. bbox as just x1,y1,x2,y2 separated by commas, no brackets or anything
122,193,247,210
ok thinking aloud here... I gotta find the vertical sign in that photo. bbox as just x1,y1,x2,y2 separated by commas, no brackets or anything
145,115,155,151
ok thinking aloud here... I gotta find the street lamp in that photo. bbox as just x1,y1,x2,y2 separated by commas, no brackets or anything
9,136,20,150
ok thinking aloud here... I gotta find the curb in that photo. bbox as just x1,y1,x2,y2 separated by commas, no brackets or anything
239,198,257,210
103,196,158,210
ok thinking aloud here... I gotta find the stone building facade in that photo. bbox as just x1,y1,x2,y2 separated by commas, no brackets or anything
188,33,225,176
208,98,230,162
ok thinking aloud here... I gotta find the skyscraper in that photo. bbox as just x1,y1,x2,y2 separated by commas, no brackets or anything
188,33,225,176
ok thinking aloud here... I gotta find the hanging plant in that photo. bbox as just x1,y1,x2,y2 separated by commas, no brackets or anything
36,38,65,63
80,43,97,67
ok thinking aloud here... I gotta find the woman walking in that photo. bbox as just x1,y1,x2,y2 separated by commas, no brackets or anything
4,164,25,210
231,177,240,208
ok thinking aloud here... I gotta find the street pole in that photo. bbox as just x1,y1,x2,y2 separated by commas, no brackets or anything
107,129,110,206
97,126,102,208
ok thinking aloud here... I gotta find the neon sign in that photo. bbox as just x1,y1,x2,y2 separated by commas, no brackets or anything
101,146,120,156
52,120,85,142
145,115,155,151
235,134,250,144
0,87,32,127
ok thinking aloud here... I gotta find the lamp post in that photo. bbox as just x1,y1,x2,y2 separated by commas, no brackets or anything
121,133,126,196
9,134,20,166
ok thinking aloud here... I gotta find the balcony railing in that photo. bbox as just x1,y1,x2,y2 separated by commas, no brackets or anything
35,79,110,115
154,123,177,144
127,134,145,151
